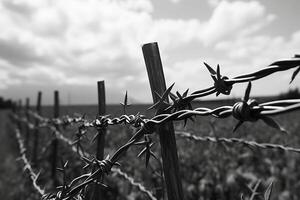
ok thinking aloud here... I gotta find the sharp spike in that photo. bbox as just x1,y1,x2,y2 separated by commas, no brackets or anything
217,64,221,80
244,82,252,101
204,62,217,75
233,121,243,132
183,89,189,97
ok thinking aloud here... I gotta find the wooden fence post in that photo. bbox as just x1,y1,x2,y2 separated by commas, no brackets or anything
25,98,30,148
32,91,42,167
17,99,23,130
51,90,59,187
91,81,106,200
142,42,184,200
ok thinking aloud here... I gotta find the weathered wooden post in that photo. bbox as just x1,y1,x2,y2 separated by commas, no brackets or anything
25,98,30,148
142,42,184,200
51,90,59,187
32,91,42,167
91,81,106,200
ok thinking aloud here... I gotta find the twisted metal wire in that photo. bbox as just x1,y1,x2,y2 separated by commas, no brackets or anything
13,114,157,200
171,56,300,109
175,131,300,154
15,128,45,196
22,97,300,194
27,99,300,130
13,97,300,199
113,168,157,200
15,55,300,199
26,55,300,130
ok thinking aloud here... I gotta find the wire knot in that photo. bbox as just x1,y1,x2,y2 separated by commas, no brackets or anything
214,76,232,95
203,63,232,96
94,115,110,130
97,159,113,174
232,99,261,122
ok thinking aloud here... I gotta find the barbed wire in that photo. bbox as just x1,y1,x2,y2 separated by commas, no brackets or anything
12,55,300,199
25,55,300,130
27,97,300,133
166,56,300,111
13,114,157,200
175,131,300,154
17,89,300,198
113,168,157,200
15,128,46,196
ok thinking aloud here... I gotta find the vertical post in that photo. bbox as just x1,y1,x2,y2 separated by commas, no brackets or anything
25,98,30,148
91,81,106,200
142,42,184,200
32,91,42,167
18,99,22,114
17,100,23,130
96,81,106,163
51,90,59,187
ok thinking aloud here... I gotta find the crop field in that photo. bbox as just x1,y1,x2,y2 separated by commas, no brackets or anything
3,100,300,200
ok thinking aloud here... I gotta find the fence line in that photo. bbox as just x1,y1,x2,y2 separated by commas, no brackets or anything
16,113,300,156
12,114,157,200
10,43,300,200
27,96,300,133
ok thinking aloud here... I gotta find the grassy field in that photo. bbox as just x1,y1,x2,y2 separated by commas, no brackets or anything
2,100,300,200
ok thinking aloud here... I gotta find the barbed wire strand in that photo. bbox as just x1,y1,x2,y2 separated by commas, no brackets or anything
13,114,157,200
175,131,300,154
15,128,46,196
27,99,300,131
113,168,157,200
16,96,300,198
12,56,300,199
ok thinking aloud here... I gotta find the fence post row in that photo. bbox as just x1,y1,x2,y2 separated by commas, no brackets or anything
25,98,30,148
142,42,184,200
32,91,42,167
17,99,22,129
91,81,106,200
51,90,59,187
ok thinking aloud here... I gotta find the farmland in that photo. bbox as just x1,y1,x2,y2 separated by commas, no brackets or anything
2,99,300,200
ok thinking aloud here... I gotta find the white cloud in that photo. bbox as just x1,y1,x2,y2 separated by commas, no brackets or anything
215,30,300,67
200,1,275,45
0,0,284,103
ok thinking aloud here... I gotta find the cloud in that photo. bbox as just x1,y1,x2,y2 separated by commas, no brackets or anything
0,0,283,103
200,1,275,45
215,30,300,68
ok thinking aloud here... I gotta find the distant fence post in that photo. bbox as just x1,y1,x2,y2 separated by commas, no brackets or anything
91,81,106,200
51,90,59,187
142,42,184,200
25,98,30,148
17,99,23,130
32,91,42,167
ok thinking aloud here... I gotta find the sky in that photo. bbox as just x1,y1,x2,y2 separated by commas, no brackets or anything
0,0,299,105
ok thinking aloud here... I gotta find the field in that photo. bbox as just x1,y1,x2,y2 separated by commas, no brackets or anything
2,99,300,200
